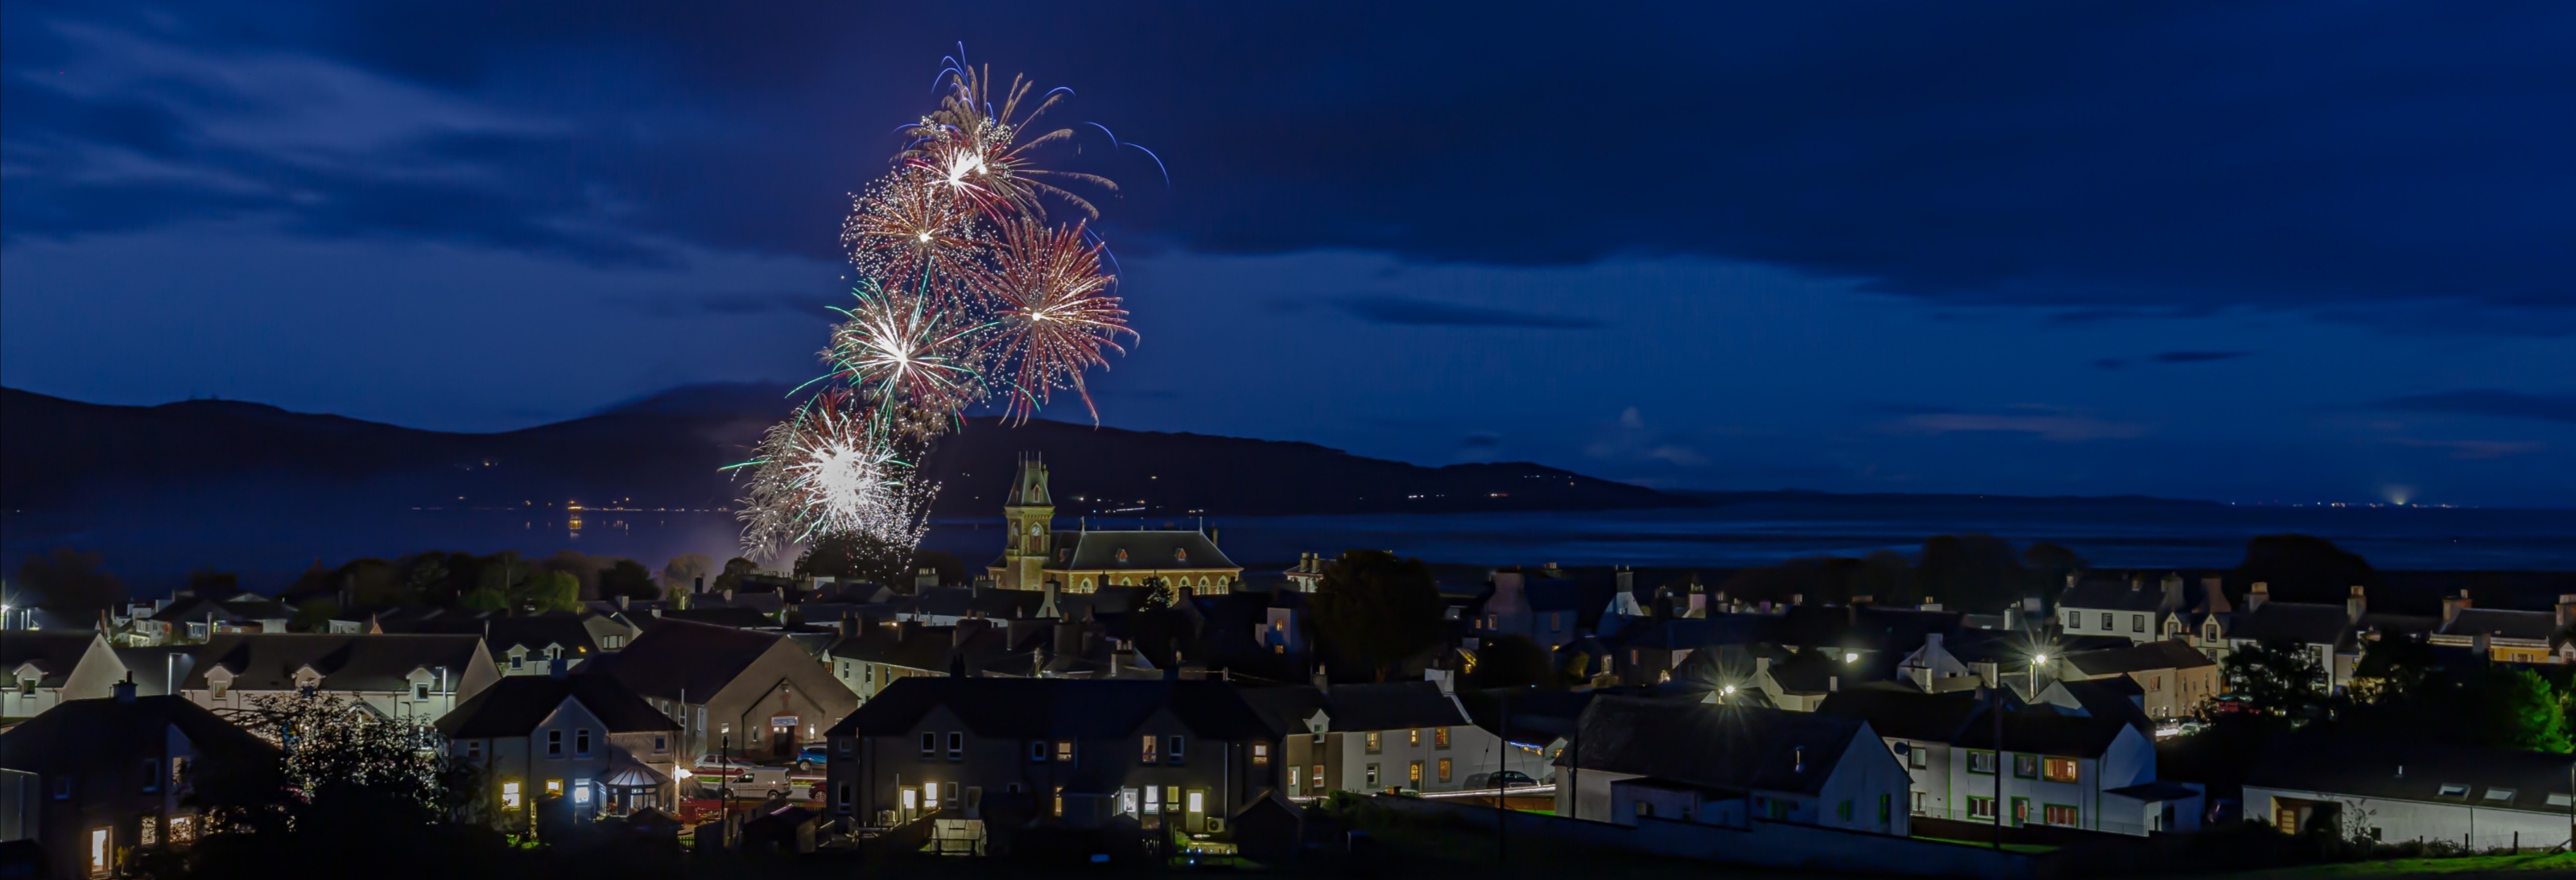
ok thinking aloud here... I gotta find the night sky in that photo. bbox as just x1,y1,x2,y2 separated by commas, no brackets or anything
5,2,2571,506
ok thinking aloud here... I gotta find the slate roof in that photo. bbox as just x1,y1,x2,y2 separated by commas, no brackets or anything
435,673,679,739
2438,608,2559,642
2059,640,2217,676
1952,704,2130,758
1057,530,1237,572
2229,602,2355,647
1556,697,1872,796
2247,734,2573,813
586,619,784,702
2051,678,2154,732
0,695,275,775
1,633,96,688
1815,684,1984,742
1244,683,1467,732
181,634,485,692
2060,575,2182,614
826,677,1282,742
651,607,776,630
1619,616,1775,652
376,609,601,655
826,620,1032,675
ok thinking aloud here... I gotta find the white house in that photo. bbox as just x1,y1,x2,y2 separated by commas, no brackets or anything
178,634,498,723
1554,696,1913,837
2245,738,2574,850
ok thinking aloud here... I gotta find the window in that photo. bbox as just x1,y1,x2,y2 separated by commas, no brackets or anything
573,783,592,805
544,779,564,796
1637,801,1653,818
170,757,188,790
1187,791,1203,814
1288,766,1302,792
465,741,483,762
415,683,430,700
2043,757,2079,783
168,815,195,845
1144,787,1161,814
2483,787,2516,803
502,781,522,808
2043,804,2079,827
1251,742,1269,766
1837,799,1852,820
2435,783,2468,798
1966,750,1997,775
1907,745,1927,769
140,758,159,792
1141,735,1159,764
2099,612,2112,630
2132,614,2145,634
920,733,936,758
836,783,852,812
1409,761,1423,786
1879,794,1891,824
1166,735,1184,764
947,731,964,760
1365,763,1381,787
1364,732,1381,754
1311,765,1325,791
836,737,852,756
1438,758,1452,783
89,828,109,879
1407,729,1421,747
654,735,668,753
547,730,564,758
52,776,70,799
1434,727,1451,749
1030,741,1046,762
576,729,592,758
1055,741,1075,762
922,783,939,809
1967,796,1996,820
2013,754,2038,779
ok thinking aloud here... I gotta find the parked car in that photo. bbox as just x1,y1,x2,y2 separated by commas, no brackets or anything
695,754,758,773
795,743,829,770
1461,771,1537,789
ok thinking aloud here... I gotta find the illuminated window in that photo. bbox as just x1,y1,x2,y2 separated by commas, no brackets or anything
2043,804,2079,826
139,816,157,847
1251,742,1269,766
1288,766,1302,792
1311,765,1324,791
902,788,918,811
2043,758,2079,783
1408,762,1422,785
922,783,939,809
1438,758,1452,782
167,816,196,845
1141,735,1158,764
544,779,564,796
89,828,109,878
1144,786,1161,814
1055,741,1075,762
1365,763,1380,787
1434,727,1451,749
1187,791,1203,814
573,783,592,805
502,781,522,808
1364,732,1381,754
1407,729,1420,747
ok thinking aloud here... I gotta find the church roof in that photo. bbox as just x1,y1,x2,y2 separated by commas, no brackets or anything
1058,529,1238,572
1006,454,1052,506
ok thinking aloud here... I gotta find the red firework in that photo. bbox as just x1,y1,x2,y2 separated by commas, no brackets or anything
980,217,1133,423
840,176,986,307
900,64,1116,222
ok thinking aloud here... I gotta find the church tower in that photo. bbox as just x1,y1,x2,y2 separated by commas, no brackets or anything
1000,452,1055,589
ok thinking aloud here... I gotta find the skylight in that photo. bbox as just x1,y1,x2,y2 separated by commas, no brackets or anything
2482,787,2515,802
2434,783,2468,798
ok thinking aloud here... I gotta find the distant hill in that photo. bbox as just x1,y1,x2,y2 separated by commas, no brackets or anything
0,385,1695,517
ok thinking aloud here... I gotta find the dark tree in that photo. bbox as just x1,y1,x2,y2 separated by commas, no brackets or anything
187,568,241,596
15,547,126,616
711,556,758,593
2219,638,2329,719
2233,534,2378,606
597,558,660,601
1311,549,1448,682
1466,634,1559,689
1915,534,2025,613
289,597,343,632
1135,576,1174,611
795,532,914,587
2019,542,2087,602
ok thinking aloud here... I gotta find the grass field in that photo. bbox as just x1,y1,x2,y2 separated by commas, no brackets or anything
2199,853,2576,878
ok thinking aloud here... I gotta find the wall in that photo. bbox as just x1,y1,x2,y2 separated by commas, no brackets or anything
1374,795,2045,880
2244,786,2574,851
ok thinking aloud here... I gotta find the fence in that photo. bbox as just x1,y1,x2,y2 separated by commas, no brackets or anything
1913,804,2153,837
1371,795,2051,880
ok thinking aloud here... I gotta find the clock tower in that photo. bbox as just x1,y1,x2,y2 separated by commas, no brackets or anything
1000,452,1055,589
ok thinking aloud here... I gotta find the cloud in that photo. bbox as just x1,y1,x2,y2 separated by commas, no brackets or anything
1459,432,1501,448
2376,390,2576,423
1335,295,1604,328
2393,438,2547,460
1889,412,2146,441
605,291,834,320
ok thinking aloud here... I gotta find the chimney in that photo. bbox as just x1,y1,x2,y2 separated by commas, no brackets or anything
1039,580,1063,620
2556,594,2576,630
1209,527,1220,547
694,575,705,593
2128,576,2143,593
2247,582,2269,612
2162,573,2184,610
114,675,137,704
2346,586,2367,623
1615,567,1633,597
2440,589,2471,624
2201,576,2231,613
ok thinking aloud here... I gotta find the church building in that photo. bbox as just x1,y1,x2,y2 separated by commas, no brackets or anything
986,454,1243,593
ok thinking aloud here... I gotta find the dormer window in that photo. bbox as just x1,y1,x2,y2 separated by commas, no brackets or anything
1174,547,1187,564
1116,548,1129,564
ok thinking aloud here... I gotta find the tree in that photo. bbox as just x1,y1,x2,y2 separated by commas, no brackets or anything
521,570,581,613
597,558,659,601
1135,576,1174,611
15,547,126,615
188,568,242,596
457,587,510,612
290,597,343,632
2483,668,2572,754
1915,534,2025,612
1466,634,1558,689
1310,550,1447,682
662,553,714,594
2219,638,2329,719
711,556,758,593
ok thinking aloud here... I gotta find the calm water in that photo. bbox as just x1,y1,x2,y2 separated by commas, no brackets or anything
6,498,2571,595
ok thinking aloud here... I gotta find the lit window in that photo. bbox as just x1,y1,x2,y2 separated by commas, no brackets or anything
902,788,918,811
544,779,563,796
1251,742,1269,766
1407,729,1421,747
167,816,196,845
2434,783,2468,798
1144,787,1161,814
1141,735,1158,764
1055,741,1075,762
1437,758,1451,783
1187,791,1203,814
1434,727,1451,749
1365,763,1381,787
922,783,939,809
2043,757,2079,783
2483,787,2516,803
1408,762,1423,785
1364,732,1381,754
573,783,592,805
502,781,522,808
2044,804,2079,826
1288,766,1302,792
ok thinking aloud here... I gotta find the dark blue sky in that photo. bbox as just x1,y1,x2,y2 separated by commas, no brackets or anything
5,2,2571,506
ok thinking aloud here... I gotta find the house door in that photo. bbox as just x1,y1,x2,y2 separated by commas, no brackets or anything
1185,789,1205,832
88,827,110,878
2273,801,2298,832
2010,797,2030,828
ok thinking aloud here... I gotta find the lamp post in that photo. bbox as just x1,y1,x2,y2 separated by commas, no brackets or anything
2030,653,2048,696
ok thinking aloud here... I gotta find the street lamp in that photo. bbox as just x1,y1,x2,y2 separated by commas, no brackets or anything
2030,653,2049,695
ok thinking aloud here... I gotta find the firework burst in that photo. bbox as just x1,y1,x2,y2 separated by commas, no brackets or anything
735,54,1143,562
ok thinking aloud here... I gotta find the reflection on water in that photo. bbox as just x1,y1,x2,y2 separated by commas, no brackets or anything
6,498,2571,593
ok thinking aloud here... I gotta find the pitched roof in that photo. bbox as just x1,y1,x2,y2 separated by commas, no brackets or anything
1,633,97,688
1058,530,1237,572
0,695,275,775
2060,575,2182,614
2230,602,2354,647
826,677,1281,742
182,634,485,692
1557,697,1872,796
588,618,784,702
1952,704,2131,758
435,673,679,739
1314,683,1467,731
375,610,601,655
2247,734,2572,813
2059,640,2216,676
2438,608,2558,642
1815,684,1984,742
